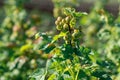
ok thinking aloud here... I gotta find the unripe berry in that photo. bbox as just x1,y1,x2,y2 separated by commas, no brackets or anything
55,20,59,25
63,35,68,41
74,29,79,33
65,16,70,23
59,21,64,25
63,32,71,41
65,40,70,44
56,25,62,30
57,17,62,22
72,31,81,39
63,24,68,30
62,19,66,23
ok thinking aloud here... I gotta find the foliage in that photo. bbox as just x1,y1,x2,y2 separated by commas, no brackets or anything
52,0,80,17
29,8,119,80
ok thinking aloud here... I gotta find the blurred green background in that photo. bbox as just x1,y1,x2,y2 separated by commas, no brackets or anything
0,0,120,80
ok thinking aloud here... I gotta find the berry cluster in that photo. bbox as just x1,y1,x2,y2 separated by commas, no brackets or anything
55,15,82,47
55,16,70,31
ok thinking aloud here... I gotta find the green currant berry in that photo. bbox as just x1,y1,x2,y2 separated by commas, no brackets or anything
63,32,71,41
63,35,68,41
57,17,62,22
59,21,64,25
62,19,66,23
65,40,70,44
56,25,62,30
55,20,59,25
63,24,68,30
74,29,79,33
65,16,70,23
72,31,81,39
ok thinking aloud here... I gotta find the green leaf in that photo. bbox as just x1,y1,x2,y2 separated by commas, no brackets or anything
48,73,56,80
42,43,56,53
35,32,40,39
35,32,51,40
73,12,87,18
29,68,46,80
63,8,75,16
70,18,76,27
52,32,66,43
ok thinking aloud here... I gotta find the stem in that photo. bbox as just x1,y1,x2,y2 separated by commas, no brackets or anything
65,61,75,80
75,69,79,80
76,41,80,49
68,23,72,46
